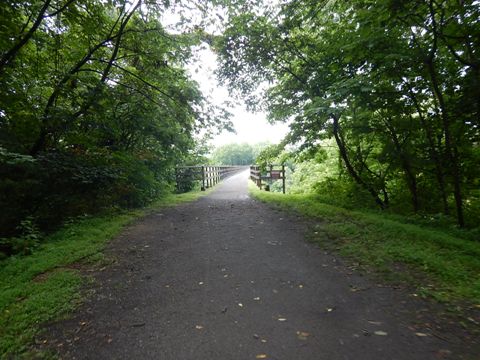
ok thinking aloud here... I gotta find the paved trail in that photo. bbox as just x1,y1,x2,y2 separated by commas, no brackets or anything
47,170,473,359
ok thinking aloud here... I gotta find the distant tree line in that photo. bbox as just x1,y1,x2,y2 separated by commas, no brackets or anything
210,142,268,165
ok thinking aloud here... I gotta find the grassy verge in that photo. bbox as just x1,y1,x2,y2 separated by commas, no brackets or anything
249,182,480,307
0,189,209,359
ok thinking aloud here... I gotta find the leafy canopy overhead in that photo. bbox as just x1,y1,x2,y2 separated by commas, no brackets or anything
0,0,234,250
216,0,480,227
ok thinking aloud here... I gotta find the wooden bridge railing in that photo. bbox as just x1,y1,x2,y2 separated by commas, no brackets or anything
250,164,286,194
175,165,246,193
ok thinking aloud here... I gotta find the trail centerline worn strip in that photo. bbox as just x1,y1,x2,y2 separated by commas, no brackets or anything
46,170,463,359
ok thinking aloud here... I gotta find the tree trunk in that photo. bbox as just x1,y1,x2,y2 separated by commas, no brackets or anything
407,87,449,214
425,0,464,226
331,114,387,209
383,118,419,212
426,59,464,227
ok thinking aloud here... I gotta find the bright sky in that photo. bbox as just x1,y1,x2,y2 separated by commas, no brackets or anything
188,46,289,147
160,3,289,148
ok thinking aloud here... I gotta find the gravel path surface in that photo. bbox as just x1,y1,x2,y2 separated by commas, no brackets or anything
45,170,476,359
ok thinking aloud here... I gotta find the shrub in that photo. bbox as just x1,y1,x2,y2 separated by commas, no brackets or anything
0,148,171,256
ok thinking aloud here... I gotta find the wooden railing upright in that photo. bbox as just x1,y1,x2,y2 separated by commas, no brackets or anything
175,165,245,193
250,164,286,194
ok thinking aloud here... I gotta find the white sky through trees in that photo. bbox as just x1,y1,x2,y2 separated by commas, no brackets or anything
160,3,289,148
188,46,289,147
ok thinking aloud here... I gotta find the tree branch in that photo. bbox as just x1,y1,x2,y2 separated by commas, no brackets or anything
0,0,52,74
47,0,77,17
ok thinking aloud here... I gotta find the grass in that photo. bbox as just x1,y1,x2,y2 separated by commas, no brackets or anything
0,188,209,359
249,182,480,306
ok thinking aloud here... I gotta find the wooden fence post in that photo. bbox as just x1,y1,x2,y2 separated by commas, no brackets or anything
175,167,179,192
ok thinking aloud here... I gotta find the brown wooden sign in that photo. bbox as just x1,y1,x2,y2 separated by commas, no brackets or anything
250,164,286,194
270,170,282,180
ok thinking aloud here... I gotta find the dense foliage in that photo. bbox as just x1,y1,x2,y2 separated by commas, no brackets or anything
217,0,480,227
0,0,231,256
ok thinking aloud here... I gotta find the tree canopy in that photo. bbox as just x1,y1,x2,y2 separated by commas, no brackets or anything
1,0,479,258
0,0,232,254
216,0,480,227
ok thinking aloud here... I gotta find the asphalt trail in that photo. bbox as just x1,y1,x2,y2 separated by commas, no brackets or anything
45,170,474,359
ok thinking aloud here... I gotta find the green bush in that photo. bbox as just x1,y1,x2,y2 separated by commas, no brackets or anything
0,148,170,256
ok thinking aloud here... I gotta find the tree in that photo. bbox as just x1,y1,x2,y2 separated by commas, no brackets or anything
210,143,256,165
0,0,233,253
216,0,480,226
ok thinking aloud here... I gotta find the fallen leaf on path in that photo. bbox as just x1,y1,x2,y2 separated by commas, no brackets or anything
297,331,310,340
467,317,479,324
374,331,388,336
256,354,267,359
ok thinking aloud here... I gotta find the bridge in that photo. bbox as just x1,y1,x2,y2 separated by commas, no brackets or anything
175,164,286,193
42,170,457,359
